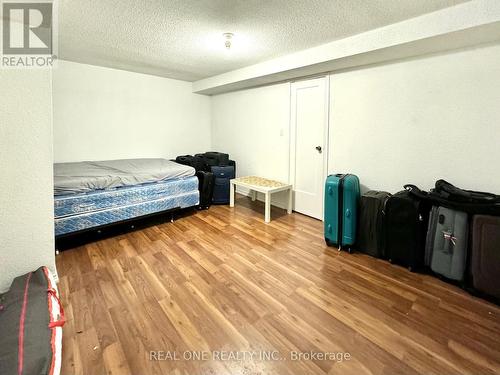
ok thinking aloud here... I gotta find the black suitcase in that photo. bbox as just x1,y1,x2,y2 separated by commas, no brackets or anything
196,171,214,209
385,189,431,271
211,165,235,204
357,190,391,258
471,215,500,299
228,159,236,176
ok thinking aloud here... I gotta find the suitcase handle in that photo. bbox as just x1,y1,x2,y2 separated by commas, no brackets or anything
443,231,457,254
404,184,429,199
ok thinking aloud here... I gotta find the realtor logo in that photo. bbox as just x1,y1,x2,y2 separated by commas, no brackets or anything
1,0,56,67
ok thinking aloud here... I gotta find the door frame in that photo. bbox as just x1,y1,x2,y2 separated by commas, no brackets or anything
289,75,330,220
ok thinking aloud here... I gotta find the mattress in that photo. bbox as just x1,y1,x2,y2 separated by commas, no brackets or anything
55,190,199,236
54,158,195,196
54,176,199,218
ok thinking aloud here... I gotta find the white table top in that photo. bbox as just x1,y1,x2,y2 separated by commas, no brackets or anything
231,176,292,193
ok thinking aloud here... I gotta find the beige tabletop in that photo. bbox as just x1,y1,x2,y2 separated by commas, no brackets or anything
230,176,293,222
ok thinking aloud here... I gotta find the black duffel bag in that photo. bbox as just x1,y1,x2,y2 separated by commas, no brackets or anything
204,152,229,166
404,183,500,215
175,155,206,172
434,179,500,204
0,267,64,375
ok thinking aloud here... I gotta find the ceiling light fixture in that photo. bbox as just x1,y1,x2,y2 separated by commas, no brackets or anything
223,33,234,50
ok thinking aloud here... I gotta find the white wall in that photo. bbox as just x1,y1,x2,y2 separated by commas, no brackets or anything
329,43,500,194
211,83,291,207
211,43,500,208
53,60,211,162
0,69,55,292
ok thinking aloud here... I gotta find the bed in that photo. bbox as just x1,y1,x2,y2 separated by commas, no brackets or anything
54,158,199,237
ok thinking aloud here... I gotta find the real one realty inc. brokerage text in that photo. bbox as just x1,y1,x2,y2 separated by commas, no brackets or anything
150,350,352,362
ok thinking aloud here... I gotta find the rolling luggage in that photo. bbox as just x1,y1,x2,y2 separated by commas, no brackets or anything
471,215,500,299
385,189,431,271
228,159,236,177
425,206,468,281
211,165,235,204
324,174,360,251
357,190,391,258
196,171,214,209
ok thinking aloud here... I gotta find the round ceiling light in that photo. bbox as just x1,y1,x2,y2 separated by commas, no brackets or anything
223,33,234,50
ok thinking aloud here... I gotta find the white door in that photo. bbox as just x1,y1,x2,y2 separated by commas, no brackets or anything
290,77,328,220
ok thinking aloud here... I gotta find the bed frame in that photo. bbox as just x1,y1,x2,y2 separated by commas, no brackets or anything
55,205,196,251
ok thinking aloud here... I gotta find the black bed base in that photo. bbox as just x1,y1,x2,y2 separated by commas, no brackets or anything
55,206,196,251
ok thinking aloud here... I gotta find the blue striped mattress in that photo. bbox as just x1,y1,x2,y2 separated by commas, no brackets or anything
54,176,199,236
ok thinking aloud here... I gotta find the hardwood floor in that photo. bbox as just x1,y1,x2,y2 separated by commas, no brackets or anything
56,195,500,375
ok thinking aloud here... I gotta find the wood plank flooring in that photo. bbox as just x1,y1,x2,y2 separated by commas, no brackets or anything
56,195,500,375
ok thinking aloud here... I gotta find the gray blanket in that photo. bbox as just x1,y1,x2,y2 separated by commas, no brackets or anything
54,158,195,196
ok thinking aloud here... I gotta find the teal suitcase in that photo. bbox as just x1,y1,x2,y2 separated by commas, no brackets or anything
324,174,360,251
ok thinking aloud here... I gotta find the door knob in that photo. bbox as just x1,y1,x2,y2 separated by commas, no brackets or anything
315,145,322,153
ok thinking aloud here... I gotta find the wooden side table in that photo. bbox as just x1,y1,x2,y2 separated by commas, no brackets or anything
230,176,293,223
